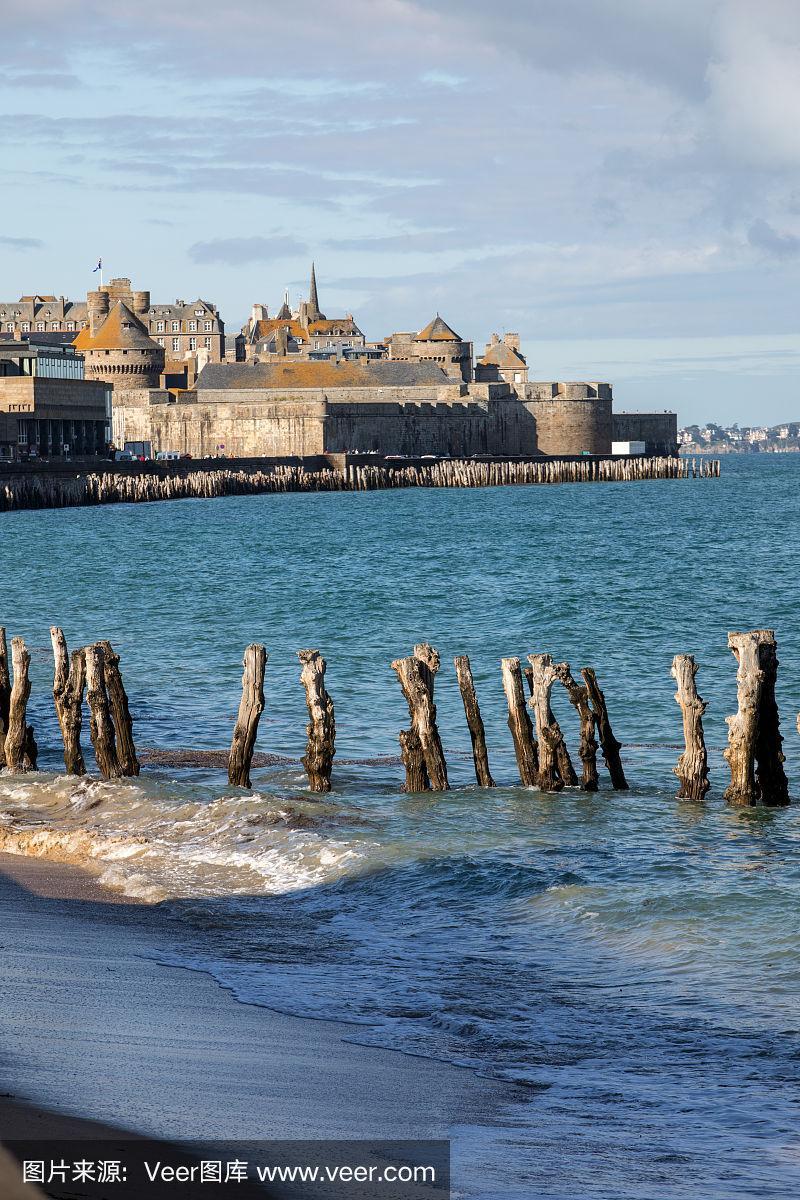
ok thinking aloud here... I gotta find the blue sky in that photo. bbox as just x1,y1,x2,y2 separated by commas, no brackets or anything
2,0,800,425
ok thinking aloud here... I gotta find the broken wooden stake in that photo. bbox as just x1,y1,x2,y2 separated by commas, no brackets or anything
527,654,566,792
753,631,790,807
4,637,34,773
454,654,495,787
554,662,598,791
228,643,267,788
581,667,628,789
0,627,10,768
298,649,336,792
97,640,139,777
50,627,87,776
392,645,449,791
501,656,538,786
85,643,122,779
724,630,789,807
671,654,709,801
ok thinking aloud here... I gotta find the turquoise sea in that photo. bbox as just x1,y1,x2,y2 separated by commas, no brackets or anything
1,454,799,1198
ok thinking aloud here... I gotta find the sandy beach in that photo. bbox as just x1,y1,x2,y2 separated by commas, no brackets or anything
0,851,506,1194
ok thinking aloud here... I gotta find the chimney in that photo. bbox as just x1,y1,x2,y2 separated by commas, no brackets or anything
503,332,520,350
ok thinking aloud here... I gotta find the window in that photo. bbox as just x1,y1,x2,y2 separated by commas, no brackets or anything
21,322,29,332
66,321,75,331
172,321,180,332
4,323,12,332
188,320,197,332
204,320,212,332
204,337,211,349
188,337,197,351
172,337,180,351
156,321,165,333
52,321,60,331
157,338,165,347
36,322,45,331
195,308,203,316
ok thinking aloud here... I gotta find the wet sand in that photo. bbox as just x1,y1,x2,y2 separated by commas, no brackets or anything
0,852,502,1156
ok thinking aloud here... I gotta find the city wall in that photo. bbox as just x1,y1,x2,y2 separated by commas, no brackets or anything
612,412,678,455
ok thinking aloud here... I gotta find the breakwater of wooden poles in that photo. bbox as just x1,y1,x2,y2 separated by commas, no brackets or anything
0,456,720,512
0,624,793,809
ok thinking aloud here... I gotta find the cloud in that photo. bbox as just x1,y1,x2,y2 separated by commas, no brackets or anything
0,70,81,89
187,235,308,266
0,235,44,250
747,219,800,259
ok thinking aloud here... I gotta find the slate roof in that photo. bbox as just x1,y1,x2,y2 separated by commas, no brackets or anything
478,342,527,368
308,317,363,336
77,302,161,351
415,314,462,342
250,318,308,343
197,360,450,391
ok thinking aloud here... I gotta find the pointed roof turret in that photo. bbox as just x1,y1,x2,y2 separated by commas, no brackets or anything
415,314,461,342
307,262,325,321
78,301,161,351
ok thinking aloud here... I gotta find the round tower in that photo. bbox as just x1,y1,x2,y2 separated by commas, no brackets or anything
132,290,151,318
84,301,165,389
87,289,110,337
524,383,613,455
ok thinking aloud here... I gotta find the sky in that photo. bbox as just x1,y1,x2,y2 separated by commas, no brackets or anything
2,0,800,425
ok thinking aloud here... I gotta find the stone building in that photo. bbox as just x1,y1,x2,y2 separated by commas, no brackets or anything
612,411,678,455
112,359,537,460
0,278,226,363
75,302,165,388
0,295,86,338
0,337,110,459
385,316,473,383
522,382,613,455
475,334,528,387
242,266,365,362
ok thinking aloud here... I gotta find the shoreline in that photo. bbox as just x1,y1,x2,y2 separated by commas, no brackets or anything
0,851,510,1152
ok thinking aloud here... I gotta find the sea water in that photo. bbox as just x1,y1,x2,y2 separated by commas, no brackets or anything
1,455,799,1198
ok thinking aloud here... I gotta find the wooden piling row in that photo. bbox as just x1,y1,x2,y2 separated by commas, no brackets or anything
1,623,794,811
0,456,721,512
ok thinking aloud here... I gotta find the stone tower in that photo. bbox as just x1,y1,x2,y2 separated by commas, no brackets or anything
82,301,165,388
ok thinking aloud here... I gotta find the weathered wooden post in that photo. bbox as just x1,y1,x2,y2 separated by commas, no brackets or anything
753,630,790,807
0,627,10,767
298,649,336,793
527,654,566,792
97,640,139,776
501,656,538,786
581,667,628,789
392,645,449,791
454,654,495,787
4,636,34,772
228,643,267,788
85,643,122,779
670,654,709,801
553,662,598,790
724,629,789,807
50,627,87,776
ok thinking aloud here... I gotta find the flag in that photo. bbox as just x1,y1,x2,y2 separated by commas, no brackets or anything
93,258,102,272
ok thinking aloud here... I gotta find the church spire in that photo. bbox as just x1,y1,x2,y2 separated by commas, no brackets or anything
308,261,322,321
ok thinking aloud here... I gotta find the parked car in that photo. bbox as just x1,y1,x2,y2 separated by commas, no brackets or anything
155,451,181,461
